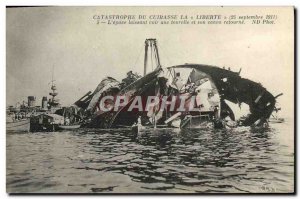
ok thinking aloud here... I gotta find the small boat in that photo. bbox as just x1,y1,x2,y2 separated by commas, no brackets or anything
180,114,215,129
30,113,64,132
6,119,30,132
58,124,81,130
269,117,285,123
131,123,180,137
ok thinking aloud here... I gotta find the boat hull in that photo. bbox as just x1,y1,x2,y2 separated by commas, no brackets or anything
269,118,285,123
58,125,81,130
6,119,30,132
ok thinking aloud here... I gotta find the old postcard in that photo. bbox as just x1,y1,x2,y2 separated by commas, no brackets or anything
6,6,294,194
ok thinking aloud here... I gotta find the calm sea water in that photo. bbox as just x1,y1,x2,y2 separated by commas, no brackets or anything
6,120,294,193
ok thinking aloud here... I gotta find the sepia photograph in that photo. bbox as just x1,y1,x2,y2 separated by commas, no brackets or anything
6,6,295,194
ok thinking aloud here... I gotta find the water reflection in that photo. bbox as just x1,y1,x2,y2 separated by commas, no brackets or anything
7,122,294,193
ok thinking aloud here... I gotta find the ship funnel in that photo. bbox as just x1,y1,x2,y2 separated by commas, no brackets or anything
28,96,36,107
42,96,48,110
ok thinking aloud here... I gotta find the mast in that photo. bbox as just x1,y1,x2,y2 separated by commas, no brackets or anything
143,38,161,76
49,65,59,107
143,39,163,127
143,40,149,76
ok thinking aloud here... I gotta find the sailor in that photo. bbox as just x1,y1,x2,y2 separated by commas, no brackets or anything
174,72,184,90
214,105,219,119
137,116,142,125
136,116,144,137
65,117,70,125
11,112,15,122
127,71,134,78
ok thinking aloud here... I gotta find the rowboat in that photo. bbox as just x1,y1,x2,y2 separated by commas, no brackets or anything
269,117,284,124
6,119,30,132
58,124,81,130
131,123,181,136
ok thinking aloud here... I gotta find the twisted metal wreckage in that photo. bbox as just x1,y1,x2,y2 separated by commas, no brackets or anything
74,39,282,129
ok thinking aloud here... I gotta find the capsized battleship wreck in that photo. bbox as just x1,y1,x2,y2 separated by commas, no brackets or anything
75,38,282,129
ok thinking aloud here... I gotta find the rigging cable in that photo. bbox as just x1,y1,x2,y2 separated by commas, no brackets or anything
154,44,159,68
150,42,153,71
158,41,172,68
133,44,144,68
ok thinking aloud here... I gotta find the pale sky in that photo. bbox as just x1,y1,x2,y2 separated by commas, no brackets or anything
6,6,294,118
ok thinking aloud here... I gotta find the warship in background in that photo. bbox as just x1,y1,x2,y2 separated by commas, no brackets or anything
7,67,82,132
29,69,83,132
6,95,48,132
